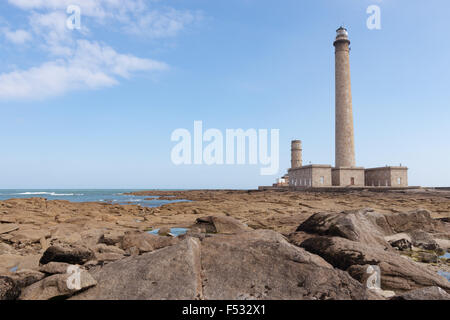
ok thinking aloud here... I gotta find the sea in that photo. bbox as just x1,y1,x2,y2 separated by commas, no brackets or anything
0,189,189,208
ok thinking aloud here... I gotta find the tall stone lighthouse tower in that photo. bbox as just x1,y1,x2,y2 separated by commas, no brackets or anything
334,26,355,168
332,27,365,186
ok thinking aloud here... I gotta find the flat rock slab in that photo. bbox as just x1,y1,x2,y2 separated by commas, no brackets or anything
121,232,178,254
193,216,252,234
392,286,450,300
40,262,72,275
0,217,16,224
0,224,19,235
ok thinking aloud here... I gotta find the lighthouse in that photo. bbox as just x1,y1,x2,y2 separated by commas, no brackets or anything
334,26,356,168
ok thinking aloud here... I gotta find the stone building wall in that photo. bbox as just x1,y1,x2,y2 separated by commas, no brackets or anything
332,167,365,187
289,165,332,187
365,167,408,187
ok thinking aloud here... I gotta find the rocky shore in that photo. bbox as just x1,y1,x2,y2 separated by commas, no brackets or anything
1,189,450,300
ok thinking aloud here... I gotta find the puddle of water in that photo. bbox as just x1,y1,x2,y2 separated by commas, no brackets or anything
438,270,450,282
440,252,450,259
148,228,188,237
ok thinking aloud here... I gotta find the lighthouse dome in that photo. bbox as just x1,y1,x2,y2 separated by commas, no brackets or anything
336,27,349,39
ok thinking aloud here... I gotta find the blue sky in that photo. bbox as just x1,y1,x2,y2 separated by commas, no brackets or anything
0,0,449,189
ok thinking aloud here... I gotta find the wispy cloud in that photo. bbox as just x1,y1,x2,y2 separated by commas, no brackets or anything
8,0,146,20
0,40,168,100
2,28,32,44
123,8,201,38
8,0,201,38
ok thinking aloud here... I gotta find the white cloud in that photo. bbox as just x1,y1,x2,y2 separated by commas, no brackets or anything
0,40,168,100
28,11,74,55
8,0,143,19
8,0,199,38
2,28,32,44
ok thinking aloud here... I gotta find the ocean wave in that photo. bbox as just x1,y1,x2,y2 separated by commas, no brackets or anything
14,192,82,196
16,192,49,195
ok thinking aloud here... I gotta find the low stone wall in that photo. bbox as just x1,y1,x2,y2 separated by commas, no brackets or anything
288,186,422,193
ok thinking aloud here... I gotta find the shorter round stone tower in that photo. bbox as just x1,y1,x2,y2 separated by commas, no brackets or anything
291,140,302,169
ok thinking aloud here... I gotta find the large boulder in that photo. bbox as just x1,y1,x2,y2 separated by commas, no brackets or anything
300,236,450,293
384,209,448,234
297,208,449,249
39,246,95,265
296,208,391,248
193,216,252,234
0,276,20,300
121,232,178,254
199,230,367,300
71,237,203,300
408,230,441,252
72,231,369,300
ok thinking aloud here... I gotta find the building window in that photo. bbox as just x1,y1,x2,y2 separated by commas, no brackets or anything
397,177,402,185
350,177,355,185
320,176,324,185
